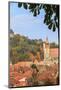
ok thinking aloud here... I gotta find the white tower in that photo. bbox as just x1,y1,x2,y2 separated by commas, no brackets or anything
43,37,50,61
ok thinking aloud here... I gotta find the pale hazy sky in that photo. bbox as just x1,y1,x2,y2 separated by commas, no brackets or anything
10,2,58,44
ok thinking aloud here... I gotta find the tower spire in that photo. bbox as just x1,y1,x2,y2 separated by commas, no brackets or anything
46,36,48,43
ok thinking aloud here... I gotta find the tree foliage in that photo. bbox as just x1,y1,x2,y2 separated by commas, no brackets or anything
50,42,58,48
18,3,59,32
10,48,19,64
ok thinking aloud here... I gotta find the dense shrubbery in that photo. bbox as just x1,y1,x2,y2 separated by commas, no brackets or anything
19,53,30,60
10,31,43,64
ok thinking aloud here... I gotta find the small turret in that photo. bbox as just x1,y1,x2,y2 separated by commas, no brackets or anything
43,37,50,61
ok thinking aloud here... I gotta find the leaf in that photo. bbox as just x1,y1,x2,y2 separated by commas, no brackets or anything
38,9,40,15
44,19,46,23
23,3,27,9
56,21,58,28
48,23,52,29
33,10,37,16
44,17,46,23
53,24,56,31
39,4,42,9
18,3,22,8
29,4,34,9
44,14,47,23
54,16,56,21
30,9,34,13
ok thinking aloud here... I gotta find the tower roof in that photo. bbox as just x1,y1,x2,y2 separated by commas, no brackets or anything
46,37,48,43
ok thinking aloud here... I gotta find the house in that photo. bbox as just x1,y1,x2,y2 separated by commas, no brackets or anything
10,29,14,38
50,48,58,58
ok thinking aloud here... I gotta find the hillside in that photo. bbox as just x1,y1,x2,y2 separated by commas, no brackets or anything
9,29,58,64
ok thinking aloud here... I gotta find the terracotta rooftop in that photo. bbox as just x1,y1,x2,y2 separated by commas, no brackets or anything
50,48,59,58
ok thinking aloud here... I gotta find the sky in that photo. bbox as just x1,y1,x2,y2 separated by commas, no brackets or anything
10,2,58,44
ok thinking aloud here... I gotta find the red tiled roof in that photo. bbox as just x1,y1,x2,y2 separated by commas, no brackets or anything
50,48,59,58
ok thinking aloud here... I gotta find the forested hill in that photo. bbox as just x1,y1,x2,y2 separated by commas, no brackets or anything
10,29,58,64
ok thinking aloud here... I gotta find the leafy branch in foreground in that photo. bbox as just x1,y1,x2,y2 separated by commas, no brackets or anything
18,3,59,32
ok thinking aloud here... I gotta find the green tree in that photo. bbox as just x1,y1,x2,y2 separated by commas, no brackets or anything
10,34,20,47
50,42,58,48
14,34,20,46
18,3,59,32
10,48,19,64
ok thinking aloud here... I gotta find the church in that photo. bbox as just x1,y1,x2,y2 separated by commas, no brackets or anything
34,37,59,65
43,37,58,60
